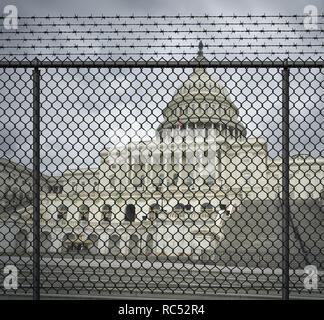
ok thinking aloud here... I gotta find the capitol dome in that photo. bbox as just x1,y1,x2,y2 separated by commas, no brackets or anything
157,42,246,139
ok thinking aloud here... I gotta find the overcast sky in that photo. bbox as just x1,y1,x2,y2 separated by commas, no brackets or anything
2,0,324,16
0,1,323,175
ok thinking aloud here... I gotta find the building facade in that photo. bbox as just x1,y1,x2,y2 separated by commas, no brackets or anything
1,53,323,260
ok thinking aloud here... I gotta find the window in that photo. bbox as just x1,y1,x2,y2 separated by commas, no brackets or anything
148,204,160,220
174,203,184,214
151,204,161,212
53,185,63,193
125,204,136,222
102,204,112,221
206,175,215,186
220,204,227,211
201,203,214,214
58,204,68,220
79,204,89,221
150,204,162,216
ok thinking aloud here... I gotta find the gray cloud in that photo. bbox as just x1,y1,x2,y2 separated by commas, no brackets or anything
0,2,323,175
4,0,324,16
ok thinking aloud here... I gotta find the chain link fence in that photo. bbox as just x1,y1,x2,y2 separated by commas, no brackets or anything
0,15,323,300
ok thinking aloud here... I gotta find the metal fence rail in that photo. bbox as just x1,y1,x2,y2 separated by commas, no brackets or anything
0,15,323,300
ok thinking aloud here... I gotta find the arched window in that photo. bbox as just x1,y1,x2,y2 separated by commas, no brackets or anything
58,204,68,220
79,204,89,221
201,203,214,214
102,204,112,221
148,204,161,220
174,203,185,214
53,185,63,194
150,204,161,214
220,204,227,211
125,204,136,222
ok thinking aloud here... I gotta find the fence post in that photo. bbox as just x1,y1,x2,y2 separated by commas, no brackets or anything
282,61,290,300
32,66,41,300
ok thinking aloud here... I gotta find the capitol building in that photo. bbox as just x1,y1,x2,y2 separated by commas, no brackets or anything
0,47,323,260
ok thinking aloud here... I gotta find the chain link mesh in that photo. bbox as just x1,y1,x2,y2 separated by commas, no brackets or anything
0,15,323,299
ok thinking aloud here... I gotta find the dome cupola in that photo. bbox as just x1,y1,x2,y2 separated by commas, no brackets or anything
157,42,246,139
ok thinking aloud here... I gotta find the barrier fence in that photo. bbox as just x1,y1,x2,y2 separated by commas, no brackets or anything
0,15,323,300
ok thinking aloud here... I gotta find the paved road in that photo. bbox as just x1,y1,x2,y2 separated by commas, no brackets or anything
0,254,323,299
